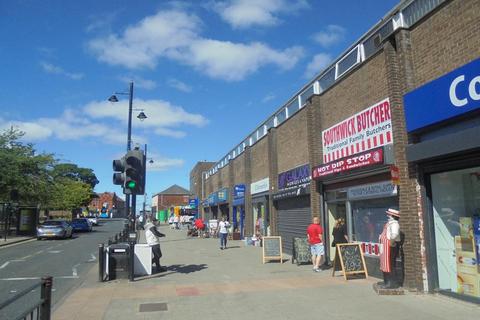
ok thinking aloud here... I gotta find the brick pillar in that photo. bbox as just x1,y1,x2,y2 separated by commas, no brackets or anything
228,162,234,220
306,97,323,221
244,147,253,236
268,128,279,235
383,30,426,291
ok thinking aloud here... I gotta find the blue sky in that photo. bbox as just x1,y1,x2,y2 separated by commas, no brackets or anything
0,0,399,205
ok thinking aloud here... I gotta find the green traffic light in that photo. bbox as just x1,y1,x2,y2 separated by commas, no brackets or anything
127,181,137,189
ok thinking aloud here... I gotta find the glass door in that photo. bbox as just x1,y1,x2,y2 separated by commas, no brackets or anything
327,202,347,261
431,167,480,297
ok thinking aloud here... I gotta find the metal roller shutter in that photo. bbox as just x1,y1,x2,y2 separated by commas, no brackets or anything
276,196,311,255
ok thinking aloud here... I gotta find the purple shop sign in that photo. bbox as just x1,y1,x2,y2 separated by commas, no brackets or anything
278,164,311,190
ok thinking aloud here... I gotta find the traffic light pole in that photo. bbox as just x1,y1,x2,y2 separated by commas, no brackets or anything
126,82,134,231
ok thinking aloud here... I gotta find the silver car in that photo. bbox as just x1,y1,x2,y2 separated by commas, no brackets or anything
37,220,73,240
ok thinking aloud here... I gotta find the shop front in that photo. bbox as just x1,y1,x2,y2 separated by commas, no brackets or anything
217,188,229,220
232,184,246,239
251,178,270,237
207,193,218,220
273,164,312,254
404,58,480,302
313,98,397,278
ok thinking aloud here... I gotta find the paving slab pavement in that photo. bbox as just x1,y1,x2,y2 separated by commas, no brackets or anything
53,224,479,320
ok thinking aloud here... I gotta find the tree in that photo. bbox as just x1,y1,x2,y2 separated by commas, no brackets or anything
49,178,93,211
0,127,98,211
0,127,56,205
51,163,99,188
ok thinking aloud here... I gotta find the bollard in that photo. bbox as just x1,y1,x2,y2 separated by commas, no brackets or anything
114,234,118,243
98,244,104,282
40,276,53,320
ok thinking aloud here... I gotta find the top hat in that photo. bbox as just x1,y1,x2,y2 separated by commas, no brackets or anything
386,208,400,218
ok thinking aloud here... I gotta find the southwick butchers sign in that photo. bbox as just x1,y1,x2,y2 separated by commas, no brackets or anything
312,148,384,179
322,98,393,163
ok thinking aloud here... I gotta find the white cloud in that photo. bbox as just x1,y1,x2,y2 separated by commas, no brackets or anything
147,153,185,172
40,61,84,80
0,118,53,141
167,78,192,93
0,111,129,144
87,9,303,81
312,25,346,48
212,0,309,29
0,96,206,145
304,53,332,79
119,76,157,90
262,93,275,103
84,98,208,138
182,39,303,81
88,10,201,69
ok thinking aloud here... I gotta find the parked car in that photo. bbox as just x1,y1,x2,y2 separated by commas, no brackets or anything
71,218,93,232
37,220,73,240
86,215,98,226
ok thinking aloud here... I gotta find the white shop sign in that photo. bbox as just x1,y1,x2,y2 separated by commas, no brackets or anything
347,181,397,200
322,98,393,163
251,178,270,195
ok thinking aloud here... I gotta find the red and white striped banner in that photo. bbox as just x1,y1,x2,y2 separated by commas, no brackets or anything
322,98,393,163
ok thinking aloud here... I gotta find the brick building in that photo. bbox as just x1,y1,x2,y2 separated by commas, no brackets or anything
151,184,191,214
190,161,216,216
191,0,480,301
89,192,126,217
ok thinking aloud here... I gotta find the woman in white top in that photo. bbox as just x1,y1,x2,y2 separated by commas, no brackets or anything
218,216,230,250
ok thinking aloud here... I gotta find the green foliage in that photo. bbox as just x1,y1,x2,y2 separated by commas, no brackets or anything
51,163,99,188
0,127,97,210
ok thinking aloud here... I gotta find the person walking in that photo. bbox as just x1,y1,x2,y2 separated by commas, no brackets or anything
331,218,348,247
307,216,324,272
144,218,167,273
218,216,230,250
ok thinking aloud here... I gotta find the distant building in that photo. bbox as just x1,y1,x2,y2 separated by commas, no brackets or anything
89,192,126,217
151,184,191,215
190,161,215,217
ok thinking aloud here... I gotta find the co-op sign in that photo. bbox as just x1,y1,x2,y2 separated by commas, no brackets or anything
404,57,480,132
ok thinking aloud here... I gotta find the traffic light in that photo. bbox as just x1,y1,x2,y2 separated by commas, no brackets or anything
112,156,126,189
124,149,146,195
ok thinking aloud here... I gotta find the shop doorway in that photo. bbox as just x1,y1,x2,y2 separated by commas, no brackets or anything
253,202,269,237
430,167,480,298
327,202,347,262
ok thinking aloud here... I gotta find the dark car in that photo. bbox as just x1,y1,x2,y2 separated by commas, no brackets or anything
37,220,73,240
71,218,93,232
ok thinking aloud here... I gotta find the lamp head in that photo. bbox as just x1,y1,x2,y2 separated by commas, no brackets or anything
108,95,119,102
137,111,147,121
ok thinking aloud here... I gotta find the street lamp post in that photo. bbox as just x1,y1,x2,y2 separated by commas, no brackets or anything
108,81,142,231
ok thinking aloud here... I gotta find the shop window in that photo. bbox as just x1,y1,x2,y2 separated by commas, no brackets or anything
351,198,397,244
431,166,480,298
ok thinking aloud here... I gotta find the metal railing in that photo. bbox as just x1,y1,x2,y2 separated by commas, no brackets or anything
0,276,52,320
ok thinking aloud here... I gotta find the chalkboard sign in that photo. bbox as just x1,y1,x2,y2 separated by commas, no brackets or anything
332,243,368,280
262,236,283,264
292,237,311,265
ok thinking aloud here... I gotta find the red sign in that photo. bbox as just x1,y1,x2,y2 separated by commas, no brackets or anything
312,148,384,179
390,165,400,185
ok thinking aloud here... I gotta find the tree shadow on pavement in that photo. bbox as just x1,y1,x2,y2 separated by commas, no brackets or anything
166,264,208,274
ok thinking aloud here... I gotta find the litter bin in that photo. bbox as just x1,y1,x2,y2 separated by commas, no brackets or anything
108,243,130,280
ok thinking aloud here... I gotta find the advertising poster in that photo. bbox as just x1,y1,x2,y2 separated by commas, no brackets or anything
322,98,392,163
